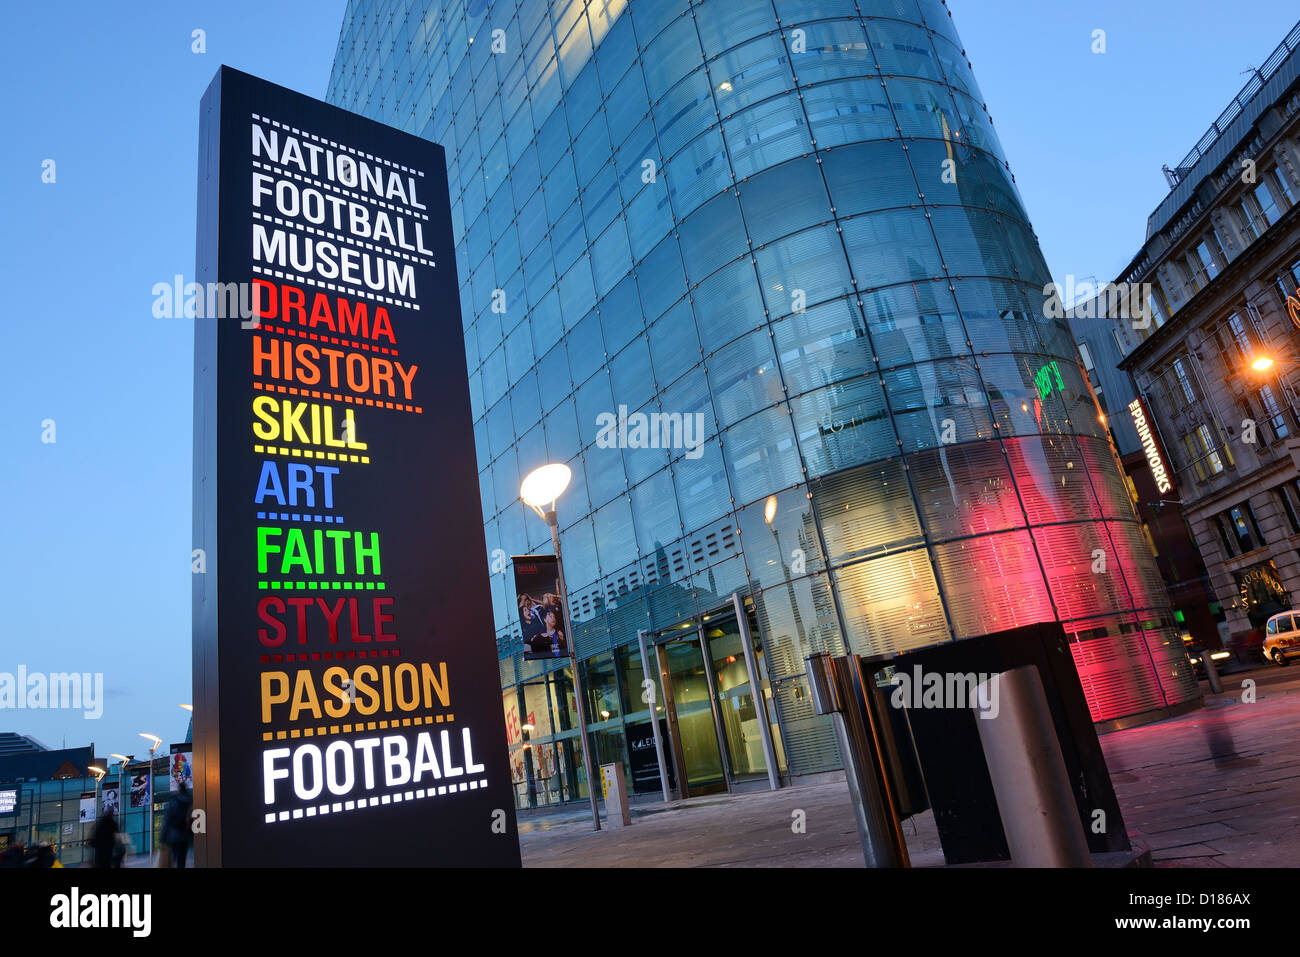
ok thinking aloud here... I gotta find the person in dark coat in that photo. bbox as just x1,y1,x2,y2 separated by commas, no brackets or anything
90,811,119,868
162,783,194,868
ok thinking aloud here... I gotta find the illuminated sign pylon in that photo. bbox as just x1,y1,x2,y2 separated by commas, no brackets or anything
1128,397,1174,495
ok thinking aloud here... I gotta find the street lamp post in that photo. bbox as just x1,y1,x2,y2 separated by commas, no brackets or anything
139,733,161,864
521,463,602,831
87,765,106,859
764,495,807,648
108,752,131,853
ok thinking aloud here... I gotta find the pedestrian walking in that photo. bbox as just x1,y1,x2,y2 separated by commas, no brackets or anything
89,811,119,869
162,782,194,868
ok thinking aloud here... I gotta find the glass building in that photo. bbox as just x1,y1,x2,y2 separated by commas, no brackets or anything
0,741,170,866
328,0,1199,807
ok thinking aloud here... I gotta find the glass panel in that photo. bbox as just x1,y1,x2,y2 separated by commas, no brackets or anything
930,531,1053,638
739,156,833,246
722,93,811,179
908,442,1025,541
754,224,855,320
724,406,803,505
833,549,950,656
679,192,748,285
735,486,825,587
790,374,895,476
705,618,768,778
813,458,923,562
693,260,765,353
582,651,622,721
663,638,725,790
708,34,792,116
708,328,782,427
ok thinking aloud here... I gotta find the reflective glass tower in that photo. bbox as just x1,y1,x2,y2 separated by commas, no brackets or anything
329,0,1199,805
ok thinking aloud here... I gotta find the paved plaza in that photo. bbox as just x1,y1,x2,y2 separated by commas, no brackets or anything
519,664,1300,868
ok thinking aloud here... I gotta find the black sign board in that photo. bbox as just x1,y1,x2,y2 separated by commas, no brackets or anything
626,718,674,794
193,67,519,866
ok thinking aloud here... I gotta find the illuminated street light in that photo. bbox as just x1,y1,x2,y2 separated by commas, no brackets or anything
87,765,107,825
520,463,572,515
520,462,600,831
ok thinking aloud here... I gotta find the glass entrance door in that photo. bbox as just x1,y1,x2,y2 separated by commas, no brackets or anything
703,616,770,781
658,636,727,796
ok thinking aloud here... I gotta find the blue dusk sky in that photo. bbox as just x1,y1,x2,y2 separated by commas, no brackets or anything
0,0,1295,757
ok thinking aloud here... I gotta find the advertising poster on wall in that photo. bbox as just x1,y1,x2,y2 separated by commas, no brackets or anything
512,555,567,660
100,783,119,817
192,67,519,867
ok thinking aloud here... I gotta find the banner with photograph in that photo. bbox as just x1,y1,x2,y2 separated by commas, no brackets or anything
79,792,97,822
169,744,193,792
100,783,120,816
512,555,568,660
129,770,151,809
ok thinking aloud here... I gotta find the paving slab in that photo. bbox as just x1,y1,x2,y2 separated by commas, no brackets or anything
519,664,1300,868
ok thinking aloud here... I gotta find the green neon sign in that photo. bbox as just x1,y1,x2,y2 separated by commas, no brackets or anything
1034,360,1065,400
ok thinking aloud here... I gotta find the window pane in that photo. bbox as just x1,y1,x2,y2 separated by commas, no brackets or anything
908,443,1025,541
931,531,1053,638
833,550,950,656
739,156,832,246
723,406,802,505
790,375,894,476
814,459,922,563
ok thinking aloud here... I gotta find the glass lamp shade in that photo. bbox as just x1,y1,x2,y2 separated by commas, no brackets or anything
521,463,572,510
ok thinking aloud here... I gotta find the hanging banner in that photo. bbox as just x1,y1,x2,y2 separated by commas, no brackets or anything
511,555,568,660
129,770,151,809
100,783,119,816
169,744,193,793
192,67,519,867
79,792,97,822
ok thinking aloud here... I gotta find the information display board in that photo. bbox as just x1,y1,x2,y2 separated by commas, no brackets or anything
193,67,519,866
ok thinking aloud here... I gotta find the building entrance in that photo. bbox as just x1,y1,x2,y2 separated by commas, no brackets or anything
651,606,785,798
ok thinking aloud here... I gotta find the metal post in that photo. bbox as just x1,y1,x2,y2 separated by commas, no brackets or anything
974,667,1092,867
731,593,780,790
805,652,907,868
148,748,158,863
637,629,671,802
1202,650,1224,694
545,509,602,831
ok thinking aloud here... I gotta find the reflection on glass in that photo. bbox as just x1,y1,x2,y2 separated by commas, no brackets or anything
705,619,766,778
663,638,724,789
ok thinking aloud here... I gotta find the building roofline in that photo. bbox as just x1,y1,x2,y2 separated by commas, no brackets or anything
1146,20,1300,242
1118,197,1300,372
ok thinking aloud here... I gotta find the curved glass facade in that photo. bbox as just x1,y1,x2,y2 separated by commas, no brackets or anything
329,0,1198,803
